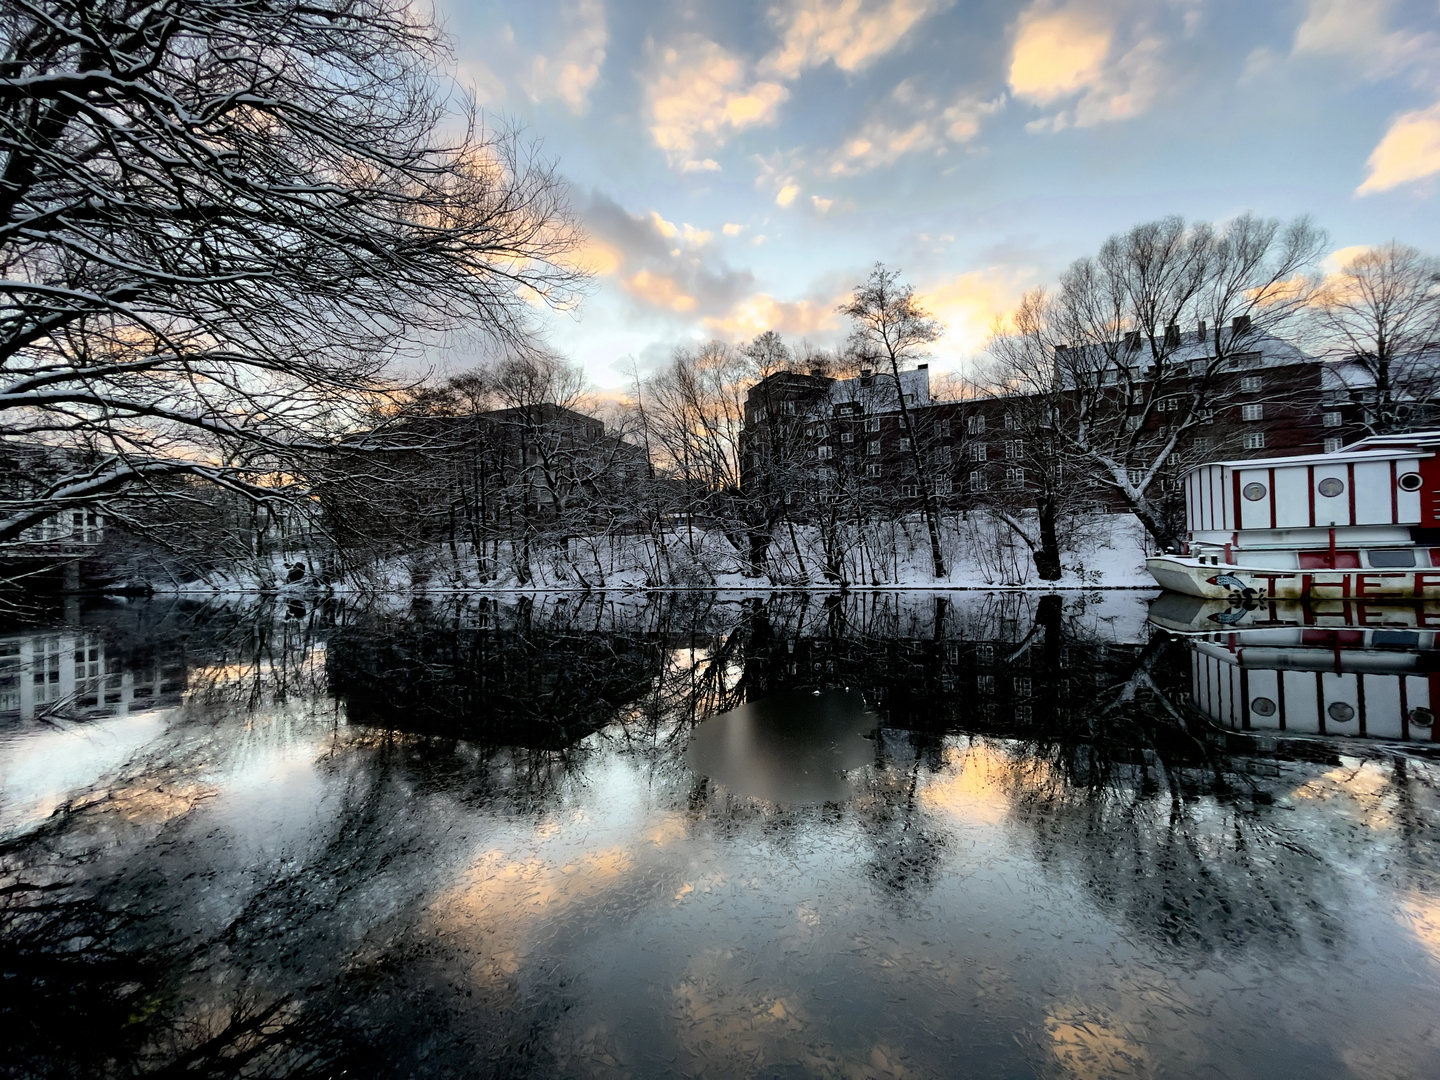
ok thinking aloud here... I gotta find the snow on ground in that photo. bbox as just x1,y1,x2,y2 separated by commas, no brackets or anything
150,512,1158,596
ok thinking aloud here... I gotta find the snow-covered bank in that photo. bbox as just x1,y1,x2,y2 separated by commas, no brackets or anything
147,513,1157,596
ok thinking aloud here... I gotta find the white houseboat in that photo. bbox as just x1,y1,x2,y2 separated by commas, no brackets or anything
1146,431,1440,600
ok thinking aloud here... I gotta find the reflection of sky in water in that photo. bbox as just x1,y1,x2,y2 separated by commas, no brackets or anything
6,599,1440,1079
686,688,877,804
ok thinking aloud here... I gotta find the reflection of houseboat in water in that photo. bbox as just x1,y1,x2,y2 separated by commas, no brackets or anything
1147,431,1440,599
1150,593,1440,743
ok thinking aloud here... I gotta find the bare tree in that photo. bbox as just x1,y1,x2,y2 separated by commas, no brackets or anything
992,215,1325,549
840,265,947,578
1311,242,1440,435
0,0,584,549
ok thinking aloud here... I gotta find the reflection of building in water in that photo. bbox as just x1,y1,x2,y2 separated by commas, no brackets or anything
1152,597,1440,742
0,631,186,721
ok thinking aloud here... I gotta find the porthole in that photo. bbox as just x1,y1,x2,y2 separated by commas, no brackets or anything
1327,701,1356,723
1318,477,1345,498
1251,697,1277,717
1411,708,1435,729
1242,483,1267,501
1399,472,1423,492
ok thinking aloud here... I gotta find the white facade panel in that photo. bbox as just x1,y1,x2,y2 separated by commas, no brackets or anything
1246,669,1282,731
1363,674,1404,738
1237,467,1271,530
1312,462,1350,527
1273,467,1310,529
1353,459,1394,525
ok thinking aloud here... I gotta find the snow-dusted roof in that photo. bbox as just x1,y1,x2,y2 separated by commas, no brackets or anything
1058,327,1314,379
821,367,931,412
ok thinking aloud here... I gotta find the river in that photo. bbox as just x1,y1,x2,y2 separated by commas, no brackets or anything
2,590,1438,1078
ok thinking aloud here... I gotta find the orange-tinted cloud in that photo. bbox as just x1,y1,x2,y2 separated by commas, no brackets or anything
624,269,699,312
1357,101,1440,194
702,293,841,339
525,0,607,113
646,35,788,171
920,266,1035,359
1009,8,1111,104
761,0,953,80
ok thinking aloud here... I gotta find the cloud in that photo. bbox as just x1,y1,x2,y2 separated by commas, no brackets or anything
525,0,608,113
775,182,801,206
582,192,755,318
827,83,1003,175
1293,0,1440,85
760,0,953,80
645,35,789,171
701,293,841,340
624,270,698,312
1009,7,1111,104
1008,3,1170,129
919,266,1035,357
722,223,746,236
1357,100,1440,194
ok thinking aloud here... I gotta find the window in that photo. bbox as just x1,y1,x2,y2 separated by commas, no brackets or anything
1157,397,1180,412
1192,437,1210,453
866,417,880,433
1323,411,1342,427
1240,376,1262,392
1131,390,1144,405
970,444,987,462
1004,412,1018,430
967,415,986,435
841,431,854,443
1127,468,1145,487
899,437,911,451
937,419,951,437
934,478,953,495
1006,467,1025,487
1005,440,1023,460
814,421,828,437
818,466,835,482
868,440,881,456
977,675,996,694
976,644,994,664
1013,676,1032,698
867,464,882,477
1241,403,1264,421
904,393,915,405
817,445,831,460
970,470,988,493
902,484,918,498
1324,436,1344,453
783,401,796,415
1244,432,1266,450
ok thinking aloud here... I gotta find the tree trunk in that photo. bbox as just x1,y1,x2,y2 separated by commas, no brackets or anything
1035,494,1063,580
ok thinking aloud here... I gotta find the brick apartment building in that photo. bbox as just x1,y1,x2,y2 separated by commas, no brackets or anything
740,324,1412,515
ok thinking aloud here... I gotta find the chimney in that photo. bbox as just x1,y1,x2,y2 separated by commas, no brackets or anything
1196,319,1207,341
809,367,824,377
1164,322,1180,348
1124,330,1141,351
860,368,872,378
1232,315,1252,336
917,363,928,370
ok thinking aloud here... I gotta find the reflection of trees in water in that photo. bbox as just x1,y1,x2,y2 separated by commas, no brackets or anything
7,591,1440,1075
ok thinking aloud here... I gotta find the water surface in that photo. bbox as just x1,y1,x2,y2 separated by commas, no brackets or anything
3,592,1439,1079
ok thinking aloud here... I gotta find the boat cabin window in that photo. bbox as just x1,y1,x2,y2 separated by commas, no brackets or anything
1299,550,1361,570
1367,549,1417,568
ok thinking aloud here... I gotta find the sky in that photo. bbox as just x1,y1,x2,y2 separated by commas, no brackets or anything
434,0,1440,389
